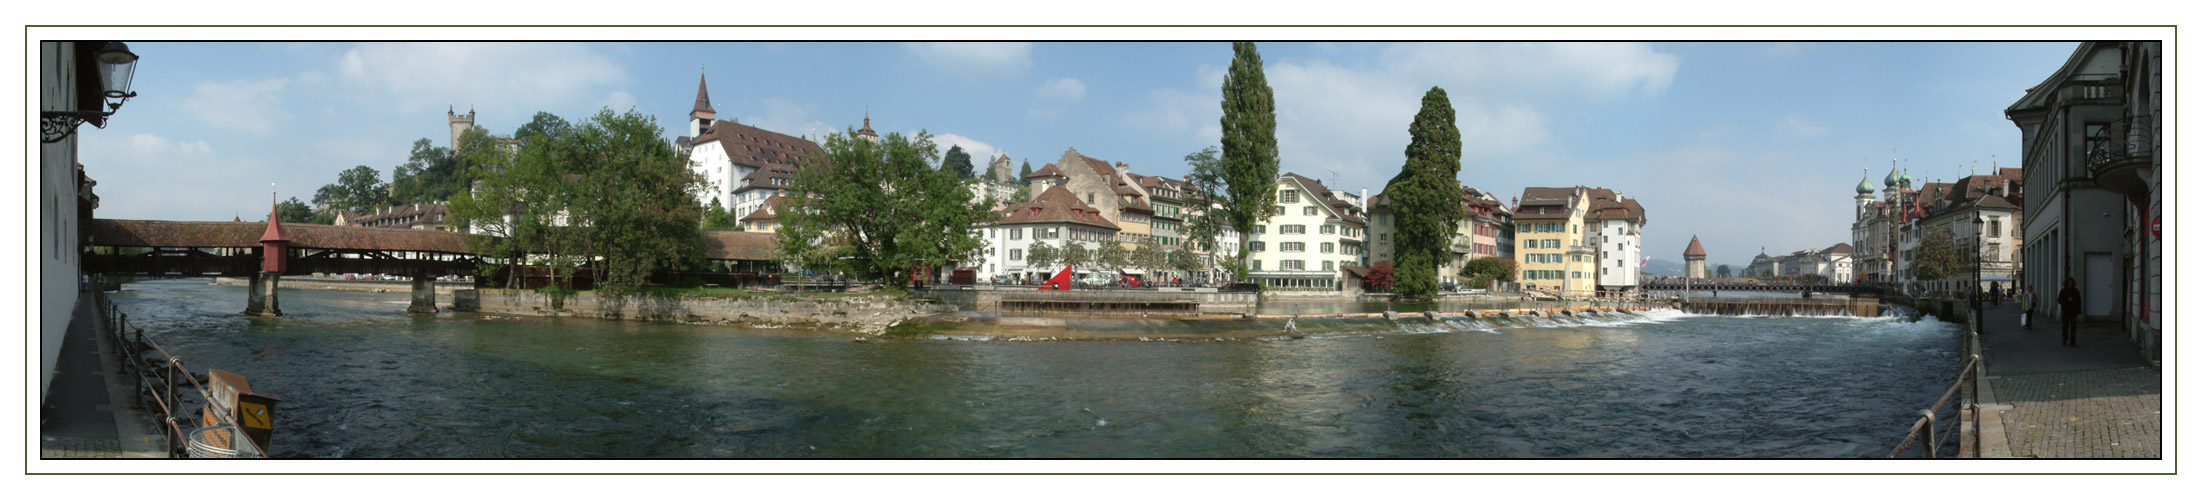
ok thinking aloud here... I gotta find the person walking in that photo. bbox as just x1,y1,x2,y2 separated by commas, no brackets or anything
1990,282,2003,307
2018,285,2035,330
2057,278,2083,347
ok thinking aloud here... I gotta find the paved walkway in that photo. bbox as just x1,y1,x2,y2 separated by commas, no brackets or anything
1973,301,2161,458
39,290,168,459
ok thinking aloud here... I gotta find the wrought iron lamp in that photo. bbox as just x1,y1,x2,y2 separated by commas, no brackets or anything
42,42,139,143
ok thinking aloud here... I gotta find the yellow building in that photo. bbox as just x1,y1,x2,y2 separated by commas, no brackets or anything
1513,187,1594,297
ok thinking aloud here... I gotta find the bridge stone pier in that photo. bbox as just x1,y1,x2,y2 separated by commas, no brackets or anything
407,275,438,314
243,271,282,316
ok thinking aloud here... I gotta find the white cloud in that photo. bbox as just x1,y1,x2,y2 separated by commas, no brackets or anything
1380,42,1680,98
904,42,1032,76
742,98,833,142
177,78,290,134
334,42,627,114
123,133,217,158
604,91,637,112
931,133,1001,164
79,133,296,221
1034,78,1086,101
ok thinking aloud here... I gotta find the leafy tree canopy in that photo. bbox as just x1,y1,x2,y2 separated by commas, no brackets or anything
777,128,997,288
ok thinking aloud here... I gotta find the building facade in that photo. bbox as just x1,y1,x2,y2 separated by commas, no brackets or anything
678,74,821,216
1245,173,1368,291
1583,188,1646,292
1683,236,1707,279
1512,187,1594,296
986,185,1122,282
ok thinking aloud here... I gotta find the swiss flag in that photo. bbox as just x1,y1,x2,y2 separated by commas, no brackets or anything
1038,265,1074,291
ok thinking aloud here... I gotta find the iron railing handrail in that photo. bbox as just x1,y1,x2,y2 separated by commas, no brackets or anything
96,290,261,458
1889,330,1982,458
2083,114,2155,170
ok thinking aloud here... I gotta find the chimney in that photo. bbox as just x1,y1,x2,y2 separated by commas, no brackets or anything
1360,188,1369,210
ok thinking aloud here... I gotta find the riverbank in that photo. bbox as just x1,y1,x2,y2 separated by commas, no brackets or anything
473,288,955,335
889,305,1678,341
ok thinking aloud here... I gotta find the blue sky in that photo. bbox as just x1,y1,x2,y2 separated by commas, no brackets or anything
76,41,2079,269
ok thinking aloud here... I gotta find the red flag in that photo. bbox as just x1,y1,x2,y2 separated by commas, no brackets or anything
1038,265,1074,291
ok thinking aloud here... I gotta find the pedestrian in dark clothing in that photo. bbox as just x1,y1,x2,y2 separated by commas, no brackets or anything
2057,278,2083,347
2018,285,2035,330
1990,282,2002,307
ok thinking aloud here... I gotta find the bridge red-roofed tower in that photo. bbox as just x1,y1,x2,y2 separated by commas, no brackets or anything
244,193,291,316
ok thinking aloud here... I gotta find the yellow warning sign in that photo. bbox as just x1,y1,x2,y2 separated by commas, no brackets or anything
238,401,272,430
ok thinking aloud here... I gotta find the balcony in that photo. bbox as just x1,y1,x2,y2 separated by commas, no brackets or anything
2085,114,2155,199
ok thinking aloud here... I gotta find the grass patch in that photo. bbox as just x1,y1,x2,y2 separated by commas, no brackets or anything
882,319,960,338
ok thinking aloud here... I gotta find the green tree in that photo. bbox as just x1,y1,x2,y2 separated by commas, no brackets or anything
451,108,703,291
1716,265,1731,278
313,164,389,214
1092,243,1132,277
1058,244,1094,272
1459,256,1516,289
1165,249,1204,279
1910,227,1965,281
1128,243,1165,277
702,198,740,231
1026,240,1059,269
1011,186,1031,203
512,111,571,145
1390,87,1465,300
778,128,996,288
1218,41,1280,279
1019,159,1033,180
943,145,976,179
270,197,314,224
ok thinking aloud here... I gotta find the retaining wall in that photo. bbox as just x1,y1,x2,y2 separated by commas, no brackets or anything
474,289,955,335
916,287,1257,316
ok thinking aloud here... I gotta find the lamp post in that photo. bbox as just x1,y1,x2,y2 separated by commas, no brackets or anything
1973,213,1985,335
42,42,139,143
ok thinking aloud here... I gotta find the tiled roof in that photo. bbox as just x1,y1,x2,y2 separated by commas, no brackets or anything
87,219,477,254
740,195,784,222
345,202,452,228
1823,242,1854,255
1028,163,1067,179
733,164,797,193
1514,187,1579,220
692,74,715,115
693,120,823,168
1683,236,1707,258
997,185,1120,230
1584,188,1644,222
700,230,781,261
1280,172,1365,224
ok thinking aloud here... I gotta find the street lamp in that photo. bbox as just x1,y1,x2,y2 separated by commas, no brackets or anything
42,42,140,143
1973,213,1985,335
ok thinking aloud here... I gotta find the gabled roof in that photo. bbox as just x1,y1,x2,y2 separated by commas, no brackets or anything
740,195,784,222
88,219,475,254
2008,42,2121,114
1583,188,1644,223
692,120,822,168
1514,187,1580,220
1028,163,1067,179
997,185,1120,230
1823,242,1854,255
733,164,796,193
1280,172,1365,224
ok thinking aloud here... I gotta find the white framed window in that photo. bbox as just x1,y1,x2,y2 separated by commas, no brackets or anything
1303,206,1318,216
1281,260,1305,271
1320,224,1335,235
1320,242,1334,253
1282,225,1306,235
1280,190,1299,203
1010,249,1023,260
1282,242,1305,252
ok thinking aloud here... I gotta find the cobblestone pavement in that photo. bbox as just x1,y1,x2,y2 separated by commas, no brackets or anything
1993,367,2162,458
40,435,123,458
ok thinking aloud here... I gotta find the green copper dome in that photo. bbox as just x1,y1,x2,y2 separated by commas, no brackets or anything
1856,175,1875,195
1883,167,1899,188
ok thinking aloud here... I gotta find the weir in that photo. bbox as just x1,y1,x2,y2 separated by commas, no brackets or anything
1673,298,1880,317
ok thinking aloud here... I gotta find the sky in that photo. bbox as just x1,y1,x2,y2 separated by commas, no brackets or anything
73,40,2082,270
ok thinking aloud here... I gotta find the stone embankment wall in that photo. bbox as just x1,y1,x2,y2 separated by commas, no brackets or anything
213,276,473,300
474,289,955,335
918,287,1257,316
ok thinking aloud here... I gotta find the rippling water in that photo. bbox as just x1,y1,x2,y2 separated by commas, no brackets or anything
112,279,1961,458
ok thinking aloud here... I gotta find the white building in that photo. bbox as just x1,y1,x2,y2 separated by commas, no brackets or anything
1583,188,1646,292
1245,173,1368,292
678,74,821,215
985,185,1121,283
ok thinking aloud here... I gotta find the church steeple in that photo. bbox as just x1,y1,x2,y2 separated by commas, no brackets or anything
689,73,716,138
857,110,879,142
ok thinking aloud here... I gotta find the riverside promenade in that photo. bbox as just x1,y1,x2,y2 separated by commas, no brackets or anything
1973,301,2161,458
40,290,167,458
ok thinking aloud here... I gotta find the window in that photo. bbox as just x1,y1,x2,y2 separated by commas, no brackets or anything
1282,225,1306,235
1254,225,1266,234
1280,190,1299,203
1011,228,1023,240
1320,224,1335,235
1087,193,1095,204
1322,261,1334,271
1281,260,1305,271
1273,205,1286,216
1526,240,1539,249
1010,249,1023,261
1320,242,1334,253
1303,206,1318,216
1988,219,2001,238
1251,241,1267,252
1282,242,1305,252
1251,260,1262,271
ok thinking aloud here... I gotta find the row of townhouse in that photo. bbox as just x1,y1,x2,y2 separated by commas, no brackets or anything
1367,185,1517,287
1510,186,1647,297
972,147,1242,284
1743,243,1855,282
1850,163,2024,296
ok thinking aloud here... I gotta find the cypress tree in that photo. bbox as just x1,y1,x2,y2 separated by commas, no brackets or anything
1392,86,1464,300
1219,41,1280,279
1019,159,1034,180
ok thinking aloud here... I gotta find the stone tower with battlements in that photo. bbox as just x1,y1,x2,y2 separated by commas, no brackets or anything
447,106,475,149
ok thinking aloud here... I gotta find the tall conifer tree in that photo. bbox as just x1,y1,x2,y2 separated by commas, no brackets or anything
1219,42,1279,280
1392,87,1464,300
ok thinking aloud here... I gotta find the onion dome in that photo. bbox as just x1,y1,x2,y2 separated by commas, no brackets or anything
1856,174,1875,195
1884,167,1899,188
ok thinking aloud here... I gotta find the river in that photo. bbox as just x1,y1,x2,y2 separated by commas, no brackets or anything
111,279,1961,458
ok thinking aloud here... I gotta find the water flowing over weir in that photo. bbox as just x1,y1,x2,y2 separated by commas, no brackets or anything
109,279,1962,458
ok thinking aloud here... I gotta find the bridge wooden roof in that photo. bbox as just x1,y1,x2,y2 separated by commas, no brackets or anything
88,219,478,254
699,230,781,261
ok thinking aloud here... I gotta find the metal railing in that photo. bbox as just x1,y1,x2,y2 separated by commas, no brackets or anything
2084,114,2154,171
1889,328,1982,458
93,291,263,458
